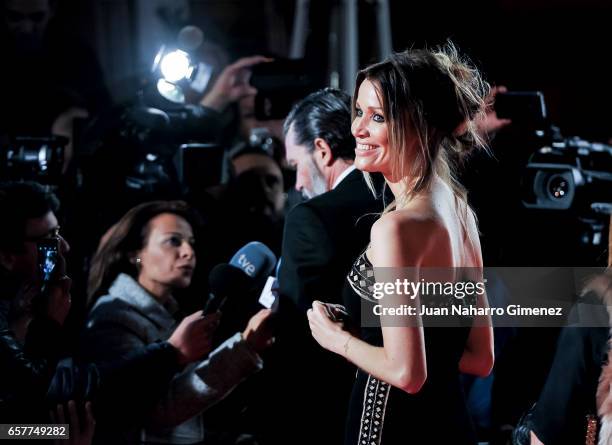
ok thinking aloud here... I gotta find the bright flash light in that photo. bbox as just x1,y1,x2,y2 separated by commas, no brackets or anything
160,50,191,82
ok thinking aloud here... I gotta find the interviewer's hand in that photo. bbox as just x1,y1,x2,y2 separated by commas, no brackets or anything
242,309,274,353
168,311,221,365
200,55,272,112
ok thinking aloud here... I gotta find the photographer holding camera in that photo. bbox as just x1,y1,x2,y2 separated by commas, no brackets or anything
0,181,72,422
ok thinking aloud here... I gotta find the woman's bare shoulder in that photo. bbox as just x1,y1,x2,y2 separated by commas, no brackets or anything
372,204,444,236
370,209,446,267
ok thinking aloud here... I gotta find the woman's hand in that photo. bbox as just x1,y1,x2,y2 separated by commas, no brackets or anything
168,311,221,365
242,309,274,353
307,301,351,356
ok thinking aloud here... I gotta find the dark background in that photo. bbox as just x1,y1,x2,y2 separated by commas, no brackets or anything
4,0,609,266
53,0,612,141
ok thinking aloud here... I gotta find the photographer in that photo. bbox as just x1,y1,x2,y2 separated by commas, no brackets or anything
76,55,272,247
188,55,273,146
0,181,71,422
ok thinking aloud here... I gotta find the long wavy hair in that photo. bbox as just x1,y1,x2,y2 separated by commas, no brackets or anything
87,200,199,307
352,42,489,230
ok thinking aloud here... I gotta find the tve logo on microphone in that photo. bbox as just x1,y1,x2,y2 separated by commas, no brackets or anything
236,253,256,276
229,242,277,281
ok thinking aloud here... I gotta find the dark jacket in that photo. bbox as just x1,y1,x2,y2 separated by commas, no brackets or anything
1,294,184,429
278,168,382,311
0,297,65,423
264,168,383,445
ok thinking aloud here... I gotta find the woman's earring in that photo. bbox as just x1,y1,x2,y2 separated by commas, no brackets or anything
135,258,142,264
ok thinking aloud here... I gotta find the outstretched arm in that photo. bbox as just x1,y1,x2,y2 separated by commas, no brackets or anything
200,55,271,112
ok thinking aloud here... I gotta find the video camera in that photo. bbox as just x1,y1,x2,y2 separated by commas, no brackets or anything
493,91,611,217
78,103,226,197
522,137,612,216
0,136,67,184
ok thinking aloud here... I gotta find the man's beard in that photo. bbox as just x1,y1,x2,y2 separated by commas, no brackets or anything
302,156,328,199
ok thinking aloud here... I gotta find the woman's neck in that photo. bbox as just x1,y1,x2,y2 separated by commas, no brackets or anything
383,174,432,210
137,277,171,304
383,174,403,200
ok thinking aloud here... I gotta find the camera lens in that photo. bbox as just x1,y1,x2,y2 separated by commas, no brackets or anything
547,174,569,199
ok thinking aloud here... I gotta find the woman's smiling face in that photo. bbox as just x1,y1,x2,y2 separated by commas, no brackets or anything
351,79,392,176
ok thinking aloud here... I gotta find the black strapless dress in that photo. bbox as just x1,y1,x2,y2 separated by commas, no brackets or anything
343,252,478,445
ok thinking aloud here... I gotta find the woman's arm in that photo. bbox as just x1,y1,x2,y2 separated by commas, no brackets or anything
309,215,437,394
150,308,272,427
309,302,425,393
150,332,263,426
82,304,260,428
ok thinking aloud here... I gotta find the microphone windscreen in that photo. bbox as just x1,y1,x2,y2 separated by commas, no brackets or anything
208,263,253,297
178,25,204,51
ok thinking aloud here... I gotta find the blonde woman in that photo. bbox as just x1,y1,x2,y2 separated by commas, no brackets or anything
307,44,495,444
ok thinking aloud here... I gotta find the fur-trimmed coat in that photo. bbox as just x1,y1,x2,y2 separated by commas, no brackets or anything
81,273,263,444
597,345,612,445
594,273,612,445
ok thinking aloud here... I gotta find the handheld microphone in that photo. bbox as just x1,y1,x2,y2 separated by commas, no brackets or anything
204,263,250,315
204,242,277,315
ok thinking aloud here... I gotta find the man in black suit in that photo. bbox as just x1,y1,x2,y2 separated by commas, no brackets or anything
279,88,382,311
264,88,383,444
